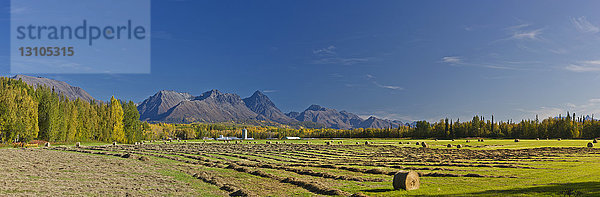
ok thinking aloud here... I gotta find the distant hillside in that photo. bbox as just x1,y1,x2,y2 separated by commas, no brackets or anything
12,75,94,101
161,90,258,123
137,90,194,121
243,91,297,124
289,105,402,129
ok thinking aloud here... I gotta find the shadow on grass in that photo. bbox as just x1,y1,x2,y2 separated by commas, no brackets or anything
415,182,600,197
361,188,394,193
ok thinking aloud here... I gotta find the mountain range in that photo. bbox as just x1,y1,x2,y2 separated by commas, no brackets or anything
137,89,404,129
11,75,405,129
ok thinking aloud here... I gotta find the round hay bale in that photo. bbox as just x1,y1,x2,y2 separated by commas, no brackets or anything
113,142,117,146
307,141,310,144
514,139,520,142
365,141,369,145
588,142,594,148
326,141,332,145
536,138,540,140
393,170,420,190
421,142,428,148
406,142,410,144
415,142,420,145
447,144,452,148
75,142,81,147
283,141,286,144
558,138,562,141
399,142,403,144
435,139,438,141
356,142,359,145
45,142,51,147
594,139,598,143
451,139,455,141
466,140,470,143
275,141,280,144
480,139,484,142
457,144,462,148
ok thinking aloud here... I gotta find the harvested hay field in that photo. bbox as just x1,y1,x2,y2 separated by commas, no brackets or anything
3,139,600,196
0,148,226,196
28,139,600,196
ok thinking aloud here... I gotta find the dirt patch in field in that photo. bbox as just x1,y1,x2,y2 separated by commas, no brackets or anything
0,148,216,196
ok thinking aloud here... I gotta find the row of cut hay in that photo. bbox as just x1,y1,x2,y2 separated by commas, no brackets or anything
57,146,250,196
138,147,387,183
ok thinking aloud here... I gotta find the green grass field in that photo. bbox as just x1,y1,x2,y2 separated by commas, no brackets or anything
48,138,600,196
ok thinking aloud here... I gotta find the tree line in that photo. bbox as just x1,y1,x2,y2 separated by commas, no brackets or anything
146,114,600,140
0,77,143,143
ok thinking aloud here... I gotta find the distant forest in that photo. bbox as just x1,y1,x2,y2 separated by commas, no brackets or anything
0,77,599,144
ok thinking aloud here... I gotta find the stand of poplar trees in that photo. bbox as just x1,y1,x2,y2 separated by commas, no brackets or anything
0,77,144,143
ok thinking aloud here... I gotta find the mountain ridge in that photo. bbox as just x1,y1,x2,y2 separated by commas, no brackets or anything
11,75,94,101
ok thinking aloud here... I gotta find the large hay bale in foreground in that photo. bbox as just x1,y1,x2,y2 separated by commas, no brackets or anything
393,170,420,190
514,139,520,142
588,142,594,148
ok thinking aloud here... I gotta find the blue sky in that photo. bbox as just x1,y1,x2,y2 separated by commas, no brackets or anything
2,0,600,122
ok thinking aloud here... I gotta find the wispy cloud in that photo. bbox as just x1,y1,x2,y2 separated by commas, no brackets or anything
312,46,369,66
511,29,543,40
441,56,462,64
263,90,277,93
313,45,336,56
570,16,599,34
493,23,543,42
565,60,600,72
365,74,403,90
313,57,369,65
440,56,526,71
